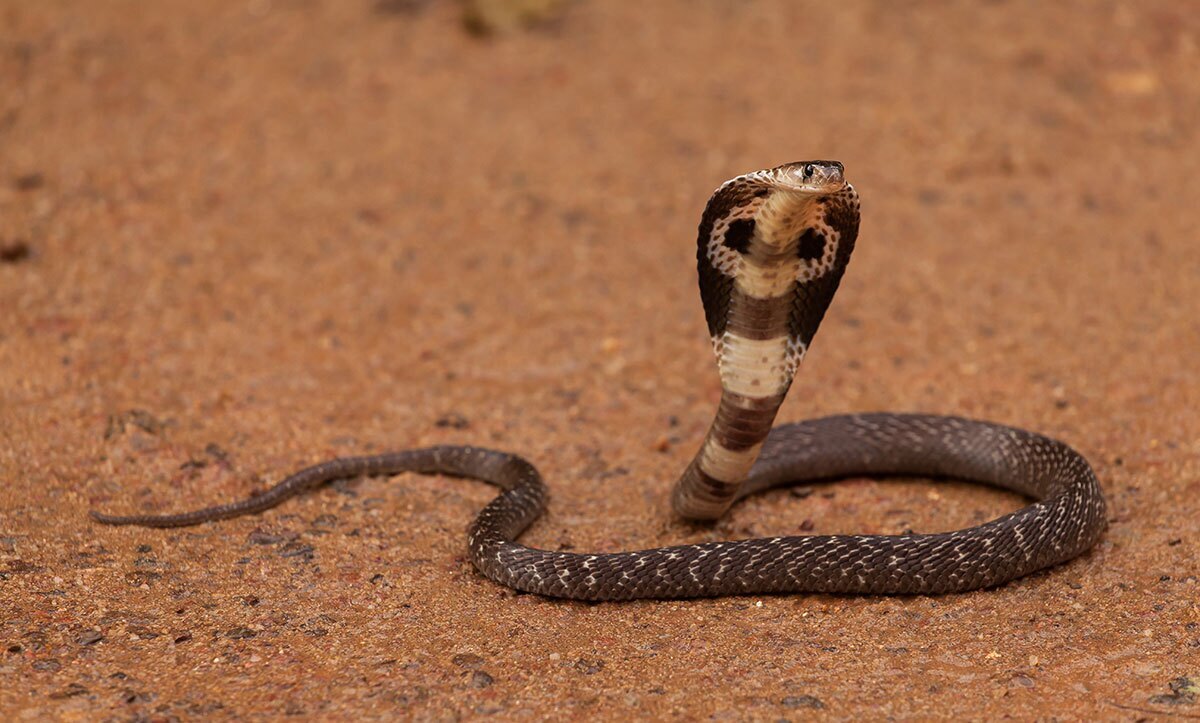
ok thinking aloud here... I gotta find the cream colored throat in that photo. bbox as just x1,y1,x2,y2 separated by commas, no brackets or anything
732,190,819,299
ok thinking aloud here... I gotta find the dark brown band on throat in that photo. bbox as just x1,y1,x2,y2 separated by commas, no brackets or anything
711,404,780,451
676,462,742,511
721,390,789,411
723,290,793,340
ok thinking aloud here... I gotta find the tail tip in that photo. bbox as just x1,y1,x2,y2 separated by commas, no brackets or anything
89,510,123,525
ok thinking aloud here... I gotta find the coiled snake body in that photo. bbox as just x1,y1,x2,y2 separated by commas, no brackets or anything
93,162,1107,600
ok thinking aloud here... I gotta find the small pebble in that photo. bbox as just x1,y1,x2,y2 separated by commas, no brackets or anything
781,695,824,709
13,172,44,190
49,683,88,699
0,240,31,264
453,653,485,669
247,531,284,545
435,412,470,429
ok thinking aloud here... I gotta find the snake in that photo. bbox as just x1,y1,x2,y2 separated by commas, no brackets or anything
92,161,1107,600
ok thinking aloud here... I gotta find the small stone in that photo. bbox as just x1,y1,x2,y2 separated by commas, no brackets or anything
32,659,61,672
781,695,824,709
461,0,569,37
247,531,284,545
574,658,604,675
790,486,815,499
452,653,485,669
0,240,31,264
122,689,153,704
470,670,495,688
799,519,815,532
179,458,207,472
13,173,44,191
49,683,88,699
226,627,257,640
76,630,103,645
126,409,166,434
278,542,314,559
435,413,470,429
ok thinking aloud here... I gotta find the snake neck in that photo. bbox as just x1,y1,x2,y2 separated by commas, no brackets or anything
672,162,861,520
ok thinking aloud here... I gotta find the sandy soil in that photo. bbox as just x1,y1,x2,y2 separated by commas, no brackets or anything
2,1,1198,719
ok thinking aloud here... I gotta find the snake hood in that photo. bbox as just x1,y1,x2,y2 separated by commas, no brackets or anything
678,161,861,518
697,160,860,370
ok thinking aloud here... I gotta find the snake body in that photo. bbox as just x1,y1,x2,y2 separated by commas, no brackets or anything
92,162,1107,600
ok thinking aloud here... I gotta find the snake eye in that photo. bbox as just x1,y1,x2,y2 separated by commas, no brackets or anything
803,164,815,179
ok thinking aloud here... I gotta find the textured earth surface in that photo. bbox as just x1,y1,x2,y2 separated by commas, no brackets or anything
2,1,1198,720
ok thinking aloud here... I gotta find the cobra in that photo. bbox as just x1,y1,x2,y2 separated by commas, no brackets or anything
92,161,1107,600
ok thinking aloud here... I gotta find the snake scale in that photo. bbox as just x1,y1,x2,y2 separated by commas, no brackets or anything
92,161,1107,600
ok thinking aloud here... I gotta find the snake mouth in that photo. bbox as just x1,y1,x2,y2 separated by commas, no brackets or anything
768,160,847,194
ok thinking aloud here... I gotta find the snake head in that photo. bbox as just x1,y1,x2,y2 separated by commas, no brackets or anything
758,161,846,195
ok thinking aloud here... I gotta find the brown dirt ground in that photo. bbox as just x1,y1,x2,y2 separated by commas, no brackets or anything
2,1,1199,720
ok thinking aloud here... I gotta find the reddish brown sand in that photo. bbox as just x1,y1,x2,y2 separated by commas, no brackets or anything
2,1,1199,720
